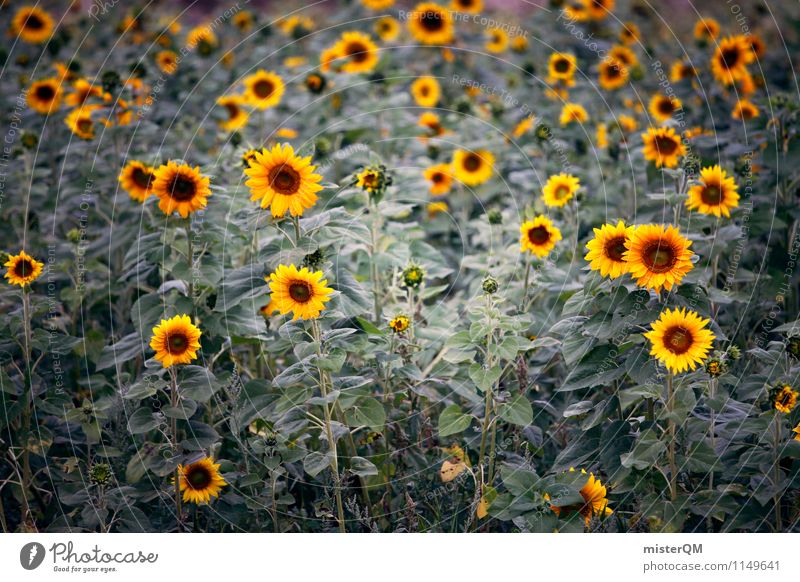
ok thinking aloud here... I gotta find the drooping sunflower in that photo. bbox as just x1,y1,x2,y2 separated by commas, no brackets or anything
27,78,62,114
149,314,202,368
243,70,285,110
669,61,696,83
267,264,334,320
408,2,454,45
452,149,494,186
410,76,440,108
520,216,562,257
244,143,323,217
216,95,249,132
375,16,400,41
4,251,44,287
542,173,580,208
619,21,640,45
686,165,739,218
732,99,759,121
450,0,482,13
12,7,54,44
65,78,108,108
548,52,577,82
624,224,693,292
176,457,227,504
560,102,589,126
645,308,715,374
186,25,218,52
711,35,754,86
151,161,212,218
155,50,179,74
771,385,799,414
424,163,453,195
584,220,635,279
65,106,99,140
598,58,629,90
693,17,720,43
118,160,156,203
609,45,637,67
549,469,613,525
418,111,446,137
648,94,682,124
641,126,686,168
485,28,509,53
334,31,380,74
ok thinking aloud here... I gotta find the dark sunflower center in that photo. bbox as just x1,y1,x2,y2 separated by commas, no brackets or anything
307,75,321,89
604,236,627,262
253,79,275,99
654,136,678,156
663,326,693,355
186,465,212,490
420,85,430,96
362,172,378,187
167,332,189,354
605,62,622,78
642,241,677,273
77,119,92,134
720,47,740,70
658,99,674,115
288,281,312,303
35,84,55,100
26,14,44,30
132,167,153,189
14,259,34,278
778,390,792,407
420,11,444,32
554,58,570,73
701,184,723,205
463,153,482,172
554,184,571,200
432,172,444,183
528,226,550,245
345,42,369,63
169,175,197,201
225,103,240,119
268,164,301,195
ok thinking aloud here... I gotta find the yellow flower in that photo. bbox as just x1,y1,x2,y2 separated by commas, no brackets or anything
408,2,454,45
694,17,720,42
450,0,482,13
618,114,638,133
427,201,448,217
670,61,695,83
772,385,799,414
278,15,314,36
216,95,249,132
452,149,494,186
245,144,323,217
152,161,212,218
231,10,254,31
276,127,298,139
485,28,509,53
686,165,739,218
243,70,285,110
645,308,715,374
186,25,218,50
560,102,589,126
732,99,759,121
12,6,54,44
65,79,108,108
389,314,411,333
176,457,226,504
520,216,562,257
375,16,400,41
648,94,682,123
513,116,535,138
792,424,800,441
155,50,179,74
711,35,754,86
65,106,100,140
511,35,529,52
584,0,614,20
624,224,693,292
27,78,62,114
361,0,395,8
149,314,202,368
411,76,440,107
584,220,634,279
598,58,628,91
542,173,580,208
609,45,637,67
550,469,613,525
596,123,608,148
641,127,686,168
424,163,453,195
267,264,334,320
118,161,155,203
334,31,380,74
619,21,640,45
548,53,577,82
4,251,44,287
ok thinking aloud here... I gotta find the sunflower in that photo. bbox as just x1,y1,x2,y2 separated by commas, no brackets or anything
4,251,44,287
686,165,739,218
550,469,613,525
187,25,218,51
65,79,108,108
548,53,577,82
245,143,323,217
485,28,509,53
216,95,249,132
176,457,227,504
560,102,589,126
118,160,155,203
669,61,695,83
149,314,202,368
427,201,448,217
711,35,754,86
451,0,482,12
424,163,453,195
27,78,62,114
598,58,629,90
793,424,800,441
278,15,314,36
408,2,454,45
375,16,400,41
619,21,640,45
513,116,535,138
334,31,380,74
411,76,440,107
152,161,212,218
641,127,686,168
596,123,608,148
542,173,580,207
693,17,719,43
389,314,410,333
231,10,254,31
155,50,179,74
648,94,682,124
771,385,799,414
511,35,529,52
618,114,638,133
609,45,637,67
12,7,54,44
584,220,634,279
624,224,693,292
305,72,327,94
732,99,759,121
320,45,342,73
65,107,99,140
584,0,614,20
267,264,334,320
645,308,715,374
362,0,395,8
243,70,285,110
520,216,562,257
452,149,494,186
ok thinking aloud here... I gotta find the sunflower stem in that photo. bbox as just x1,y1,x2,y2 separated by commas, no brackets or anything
369,200,382,324
292,215,301,246
170,368,183,532
773,413,783,531
19,289,35,530
186,217,194,312
666,372,677,502
708,378,716,493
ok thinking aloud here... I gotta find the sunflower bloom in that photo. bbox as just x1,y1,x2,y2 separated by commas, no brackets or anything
176,457,227,504
520,216,562,257
452,149,494,186
648,94,682,124
408,2,454,45
243,70,285,109
27,78,62,114
771,385,799,414
645,308,715,374
411,76,440,107
585,221,635,279
150,314,202,368
216,95,249,131
550,469,613,525
686,165,739,218
4,251,44,287
424,163,453,195
542,173,580,208
152,162,212,218
244,144,323,217
641,127,686,168
548,53,577,81
334,31,380,74
267,264,334,320
119,161,156,203
560,102,589,126
624,224,693,292
12,7,54,44
711,35,754,86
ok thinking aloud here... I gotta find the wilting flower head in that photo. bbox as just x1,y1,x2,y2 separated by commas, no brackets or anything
770,384,798,414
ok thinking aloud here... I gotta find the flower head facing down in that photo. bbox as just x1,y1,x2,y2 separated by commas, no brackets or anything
520,216,562,258
150,315,202,368
4,251,44,287
584,220,635,279
176,457,227,504
624,224,694,292
644,308,715,374
267,264,334,320
245,144,323,217
152,161,212,218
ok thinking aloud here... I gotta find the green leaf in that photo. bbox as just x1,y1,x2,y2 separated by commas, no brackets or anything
469,363,502,392
127,407,160,434
350,456,379,477
344,397,386,430
498,394,533,426
304,451,332,477
438,404,473,437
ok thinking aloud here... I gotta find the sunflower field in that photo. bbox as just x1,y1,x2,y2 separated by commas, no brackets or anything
2,0,800,535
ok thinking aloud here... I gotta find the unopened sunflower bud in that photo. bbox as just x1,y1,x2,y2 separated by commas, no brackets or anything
726,345,742,360
482,275,499,295
402,263,425,289
90,463,112,487
487,209,502,224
